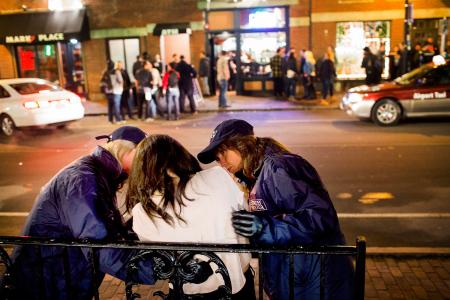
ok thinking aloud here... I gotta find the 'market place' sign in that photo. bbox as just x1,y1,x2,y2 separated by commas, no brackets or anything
5,33,65,44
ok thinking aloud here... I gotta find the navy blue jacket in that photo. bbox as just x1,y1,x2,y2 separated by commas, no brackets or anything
249,147,354,300
10,147,154,299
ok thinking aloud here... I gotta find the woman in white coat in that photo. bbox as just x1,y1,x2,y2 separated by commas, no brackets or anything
126,134,255,299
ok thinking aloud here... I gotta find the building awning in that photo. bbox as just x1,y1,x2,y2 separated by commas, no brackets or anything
0,9,89,45
153,23,191,36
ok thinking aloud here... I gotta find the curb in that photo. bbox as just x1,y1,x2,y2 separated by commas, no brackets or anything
84,104,340,117
367,247,450,257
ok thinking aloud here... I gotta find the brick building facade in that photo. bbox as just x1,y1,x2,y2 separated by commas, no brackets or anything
0,0,449,100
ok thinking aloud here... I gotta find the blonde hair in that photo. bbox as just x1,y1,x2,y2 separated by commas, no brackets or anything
114,61,123,70
102,139,136,167
305,51,316,65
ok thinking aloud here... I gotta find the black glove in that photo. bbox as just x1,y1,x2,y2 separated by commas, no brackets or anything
232,210,264,237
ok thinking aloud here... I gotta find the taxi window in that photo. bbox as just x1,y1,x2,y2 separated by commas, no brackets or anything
0,85,10,98
9,82,62,95
424,65,450,85
395,65,433,85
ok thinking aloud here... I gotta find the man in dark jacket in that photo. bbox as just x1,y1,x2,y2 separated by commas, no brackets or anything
361,46,381,85
318,52,337,102
198,51,211,97
9,126,154,299
118,61,134,120
176,55,198,114
135,61,154,120
197,119,354,300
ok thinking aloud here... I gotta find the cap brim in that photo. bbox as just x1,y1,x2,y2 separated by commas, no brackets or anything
197,138,224,164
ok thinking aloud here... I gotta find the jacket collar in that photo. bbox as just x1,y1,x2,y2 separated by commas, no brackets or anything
92,146,126,181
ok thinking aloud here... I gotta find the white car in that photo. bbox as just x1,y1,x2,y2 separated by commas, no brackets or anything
0,78,85,136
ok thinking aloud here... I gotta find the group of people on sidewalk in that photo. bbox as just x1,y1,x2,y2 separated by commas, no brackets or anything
361,37,443,85
270,46,337,106
4,120,355,300
100,53,200,124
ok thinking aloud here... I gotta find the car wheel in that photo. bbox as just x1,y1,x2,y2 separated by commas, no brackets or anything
0,114,16,137
371,99,402,126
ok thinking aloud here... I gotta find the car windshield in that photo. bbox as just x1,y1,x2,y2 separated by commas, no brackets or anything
394,64,434,85
10,81,62,95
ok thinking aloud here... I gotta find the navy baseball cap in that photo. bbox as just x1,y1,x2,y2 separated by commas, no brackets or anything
95,126,147,145
197,119,254,164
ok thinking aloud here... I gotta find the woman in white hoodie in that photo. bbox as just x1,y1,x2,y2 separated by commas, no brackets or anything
126,134,255,299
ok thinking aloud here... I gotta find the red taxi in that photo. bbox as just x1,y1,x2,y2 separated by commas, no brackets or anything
340,58,450,126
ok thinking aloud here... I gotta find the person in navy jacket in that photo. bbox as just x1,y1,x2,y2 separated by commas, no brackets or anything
198,119,354,300
8,126,154,299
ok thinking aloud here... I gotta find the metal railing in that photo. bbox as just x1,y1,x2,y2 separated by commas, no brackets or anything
0,235,366,300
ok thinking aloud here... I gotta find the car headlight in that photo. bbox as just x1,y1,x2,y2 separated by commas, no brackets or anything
347,93,364,103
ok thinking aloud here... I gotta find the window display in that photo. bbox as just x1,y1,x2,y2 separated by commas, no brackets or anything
240,32,286,77
17,45,59,82
336,21,390,79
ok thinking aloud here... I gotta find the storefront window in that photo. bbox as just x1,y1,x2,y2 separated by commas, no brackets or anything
240,7,286,29
108,38,140,81
60,42,86,97
336,21,390,79
241,32,286,77
17,45,59,82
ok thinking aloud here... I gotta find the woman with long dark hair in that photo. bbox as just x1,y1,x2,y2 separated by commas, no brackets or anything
126,134,255,299
197,119,354,300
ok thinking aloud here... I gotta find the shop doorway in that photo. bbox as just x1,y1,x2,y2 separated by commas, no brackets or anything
209,32,236,94
160,33,191,68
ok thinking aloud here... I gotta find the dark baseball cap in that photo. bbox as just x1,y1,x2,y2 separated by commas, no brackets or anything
197,119,254,164
95,126,147,145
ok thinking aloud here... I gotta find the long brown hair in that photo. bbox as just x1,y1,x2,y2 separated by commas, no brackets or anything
217,136,289,181
126,135,201,225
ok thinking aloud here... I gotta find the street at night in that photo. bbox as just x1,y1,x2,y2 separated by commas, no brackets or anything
1,110,449,249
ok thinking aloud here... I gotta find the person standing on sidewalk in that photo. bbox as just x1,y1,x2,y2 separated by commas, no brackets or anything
176,55,198,114
303,50,317,100
100,60,115,124
197,119,355,300
198,51,211,97
111,62,125,123
270,47,285,98
361,46,381,85
149,62,162,118
8,126,154,299
162,62,181,120
118,61,134,120
217,50,231,108
135,60,154,121
317,52,336,105
286,51,298,100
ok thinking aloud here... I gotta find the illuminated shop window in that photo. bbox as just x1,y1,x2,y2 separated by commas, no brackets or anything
48,0,83,10
241,32,286,76
240,7,286,29
336,21,390,79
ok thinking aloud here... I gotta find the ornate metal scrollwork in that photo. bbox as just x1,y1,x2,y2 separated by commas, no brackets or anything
126,250,232,300
0,245,14,298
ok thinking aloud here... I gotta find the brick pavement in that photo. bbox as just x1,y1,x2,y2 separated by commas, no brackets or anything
99,256,450,300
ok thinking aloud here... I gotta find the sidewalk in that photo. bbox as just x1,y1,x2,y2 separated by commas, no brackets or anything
82,93,341,116
99,255,450,299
